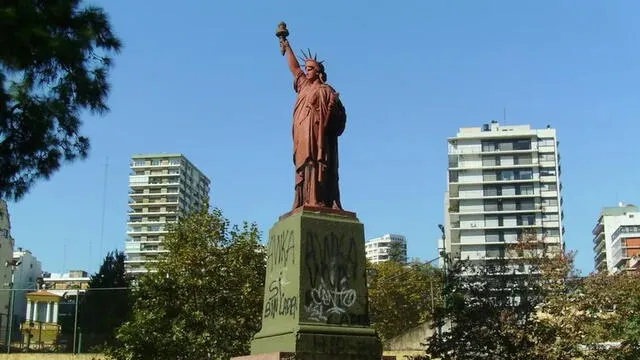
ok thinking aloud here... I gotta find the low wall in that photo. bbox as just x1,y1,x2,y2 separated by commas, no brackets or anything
0,354,107,360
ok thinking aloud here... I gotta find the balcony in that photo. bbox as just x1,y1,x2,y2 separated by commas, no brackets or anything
540,190,558,198
450,193,541,201
448,162,538,171
130,181,180,188
450,208,543,217
450,223,543,231
131,161,181,169
129,199,179,207
450,178,539,186
592,231,604,244
592,222,604,236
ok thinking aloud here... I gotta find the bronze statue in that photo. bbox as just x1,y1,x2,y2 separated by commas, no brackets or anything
276,22,346,211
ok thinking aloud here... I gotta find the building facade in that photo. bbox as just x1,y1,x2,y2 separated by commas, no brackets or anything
43,270,90,293
125,154,211,275
592,203,640,273
444,121,564,272
0,200,15,340
365,234,407,264
12,249,42,326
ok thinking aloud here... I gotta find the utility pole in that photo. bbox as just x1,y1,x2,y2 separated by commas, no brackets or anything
73,289,79,354
5,258,21,353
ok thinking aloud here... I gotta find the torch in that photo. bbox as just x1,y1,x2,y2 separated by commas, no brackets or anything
276,21,289,56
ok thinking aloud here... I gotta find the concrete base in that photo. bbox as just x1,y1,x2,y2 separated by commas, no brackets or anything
232,353,396,360
232,353,295,360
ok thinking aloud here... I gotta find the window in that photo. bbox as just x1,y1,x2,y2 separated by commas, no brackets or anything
538,138,554,146
485,216,499,227
500,170,514,181
151,160,160,166
518,185,534,195
485,231,502,243
484,186,499,196
482,141,497,152
499,142,514,151
484,201,499,211
514,140,531,150
504,231,518,242
486,245,505,258
516,170,533,180
483,157,498,166
483,171,497,181
540,168,556,176
539,154,555,162
519,200,535,210
514,155,532,165
518,215,535,226
545,229,560,236
502,200,516,211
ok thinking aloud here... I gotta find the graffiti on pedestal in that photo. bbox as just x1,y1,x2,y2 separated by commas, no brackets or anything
264,229,298,319
303,230,363,324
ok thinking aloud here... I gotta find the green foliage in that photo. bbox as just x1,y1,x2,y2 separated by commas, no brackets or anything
0,0,121,200
108,207,266,360
79,250,132,352
367,260,443,341
417,232,640,360
387,240,407,264
422,235,578,360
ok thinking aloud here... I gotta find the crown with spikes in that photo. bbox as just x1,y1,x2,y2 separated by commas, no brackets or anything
298,48,324,66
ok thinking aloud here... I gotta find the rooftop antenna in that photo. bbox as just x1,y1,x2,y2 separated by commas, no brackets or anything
98,156,109,264
62,243,66,274
503,107,507,123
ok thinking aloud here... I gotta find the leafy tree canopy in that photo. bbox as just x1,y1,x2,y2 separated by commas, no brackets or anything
368,260,443,342
80,250,132,351
0,0,121,200
108,207,266,360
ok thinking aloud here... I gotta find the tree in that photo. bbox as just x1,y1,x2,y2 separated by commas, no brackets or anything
0,0,121,200
422,232,575,360
108,207,266,360
387,240,407,264
535,271,640,360
367,260,442,342
79,250,132,351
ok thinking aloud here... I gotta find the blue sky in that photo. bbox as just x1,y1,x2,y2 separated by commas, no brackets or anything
6,0,640,275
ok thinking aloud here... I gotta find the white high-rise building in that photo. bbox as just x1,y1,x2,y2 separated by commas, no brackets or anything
125,154,211,275
592,203,640,274
365,234,407,264
444,121,564,272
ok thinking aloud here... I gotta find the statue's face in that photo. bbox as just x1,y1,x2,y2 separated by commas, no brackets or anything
305,60,320,81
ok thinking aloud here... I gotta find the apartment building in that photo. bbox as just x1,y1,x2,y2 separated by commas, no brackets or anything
365,234,407,264
125,154,211,275
444,121,564,272
592,203,640,273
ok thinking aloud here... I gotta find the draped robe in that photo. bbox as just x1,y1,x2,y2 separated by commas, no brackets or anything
291,72,346,209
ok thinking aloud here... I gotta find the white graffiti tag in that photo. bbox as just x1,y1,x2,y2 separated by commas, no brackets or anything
306,277,357,321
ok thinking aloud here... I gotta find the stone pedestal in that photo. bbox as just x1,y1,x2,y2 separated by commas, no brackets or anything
239,207,382,360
